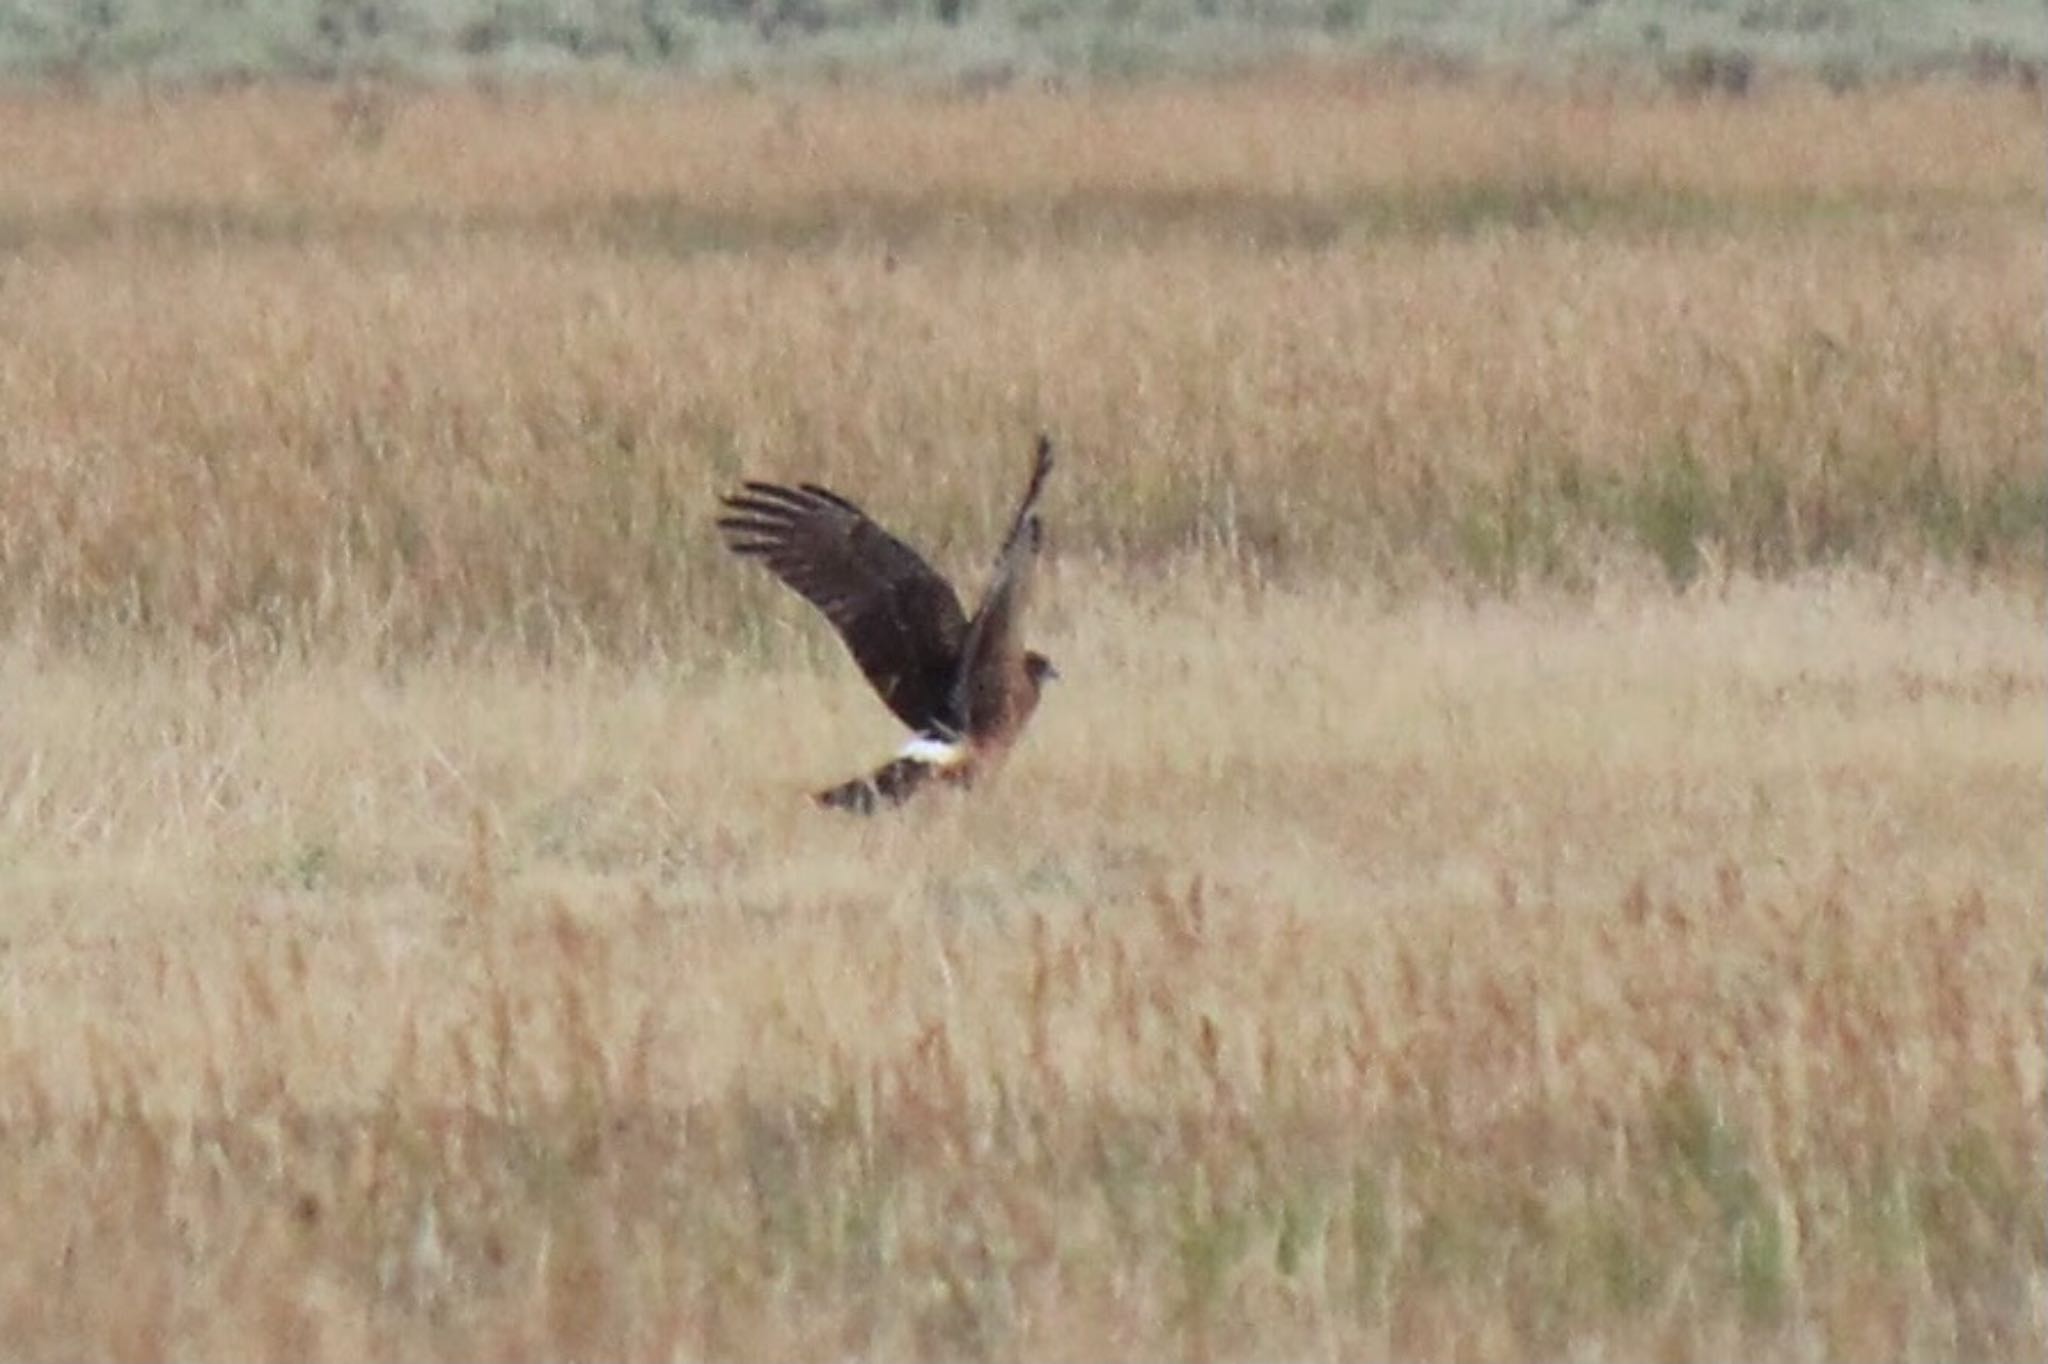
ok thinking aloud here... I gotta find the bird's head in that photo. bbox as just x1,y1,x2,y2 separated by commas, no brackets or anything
1024,651,1060,691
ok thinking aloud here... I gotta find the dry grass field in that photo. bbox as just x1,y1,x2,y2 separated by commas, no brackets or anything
0,76,2041,1359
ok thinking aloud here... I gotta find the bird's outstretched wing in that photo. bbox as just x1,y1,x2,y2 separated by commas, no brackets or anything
718,481,968,733
953,434,1055,740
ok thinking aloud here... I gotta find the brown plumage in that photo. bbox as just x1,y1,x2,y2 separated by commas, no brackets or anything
717,434,1058,812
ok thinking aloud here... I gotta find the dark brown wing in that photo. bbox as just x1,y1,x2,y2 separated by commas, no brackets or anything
953,434,1055,742
718,481,968,732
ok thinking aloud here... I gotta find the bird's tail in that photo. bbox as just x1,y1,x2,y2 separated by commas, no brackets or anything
814,734,973,814
814,756,938,814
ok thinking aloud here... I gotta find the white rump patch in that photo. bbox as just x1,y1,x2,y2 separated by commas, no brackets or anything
899,733,969,768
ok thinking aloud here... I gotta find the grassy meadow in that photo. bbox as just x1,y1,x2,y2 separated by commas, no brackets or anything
10,0,2048,85
0,77,2042,1358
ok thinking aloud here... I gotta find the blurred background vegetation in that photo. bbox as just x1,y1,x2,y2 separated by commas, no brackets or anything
0,0,2042,88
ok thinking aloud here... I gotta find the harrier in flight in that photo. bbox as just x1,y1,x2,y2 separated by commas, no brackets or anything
717,435,1058,813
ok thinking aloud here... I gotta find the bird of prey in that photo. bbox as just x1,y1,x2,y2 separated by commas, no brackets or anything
717,434,1058,813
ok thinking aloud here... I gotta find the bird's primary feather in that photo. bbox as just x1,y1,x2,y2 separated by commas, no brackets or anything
717,481,969,733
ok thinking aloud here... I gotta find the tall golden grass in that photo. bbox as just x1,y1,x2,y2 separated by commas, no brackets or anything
0,79,2040,652
0,77,2040,1359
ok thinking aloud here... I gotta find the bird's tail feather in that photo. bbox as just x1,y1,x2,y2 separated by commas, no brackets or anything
814,756,937,814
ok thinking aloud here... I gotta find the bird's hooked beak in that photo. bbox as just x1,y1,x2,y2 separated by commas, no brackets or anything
1040,661,1061,682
